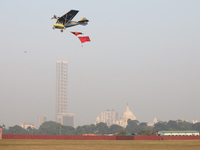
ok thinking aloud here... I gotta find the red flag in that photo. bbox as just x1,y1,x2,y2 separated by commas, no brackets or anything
71,32,83,36
78,36,91,43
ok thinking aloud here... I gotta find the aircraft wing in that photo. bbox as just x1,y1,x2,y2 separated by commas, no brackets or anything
58,10,79,25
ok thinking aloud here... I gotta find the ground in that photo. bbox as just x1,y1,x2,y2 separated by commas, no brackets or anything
0,140,200,150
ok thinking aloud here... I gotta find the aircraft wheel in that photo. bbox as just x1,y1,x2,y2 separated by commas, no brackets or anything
53,27,55,29
61,29,63,32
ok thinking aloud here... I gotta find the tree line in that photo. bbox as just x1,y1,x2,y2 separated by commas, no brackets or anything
1,119,200,136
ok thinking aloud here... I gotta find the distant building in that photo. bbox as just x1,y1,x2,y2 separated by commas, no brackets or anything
119,105,136,128
94,116,100,125
158,130,200,136
56,61,75,126
38,116,46,128
56,61,68,123
63,113,75,127
95,105,136,127
20,123,34,129
148,117,158,126
101,109,118,127
193,120,198,124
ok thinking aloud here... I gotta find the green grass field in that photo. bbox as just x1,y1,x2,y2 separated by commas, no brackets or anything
0,140,200,150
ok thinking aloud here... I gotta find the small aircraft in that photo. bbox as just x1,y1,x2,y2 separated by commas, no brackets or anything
51,10,89,32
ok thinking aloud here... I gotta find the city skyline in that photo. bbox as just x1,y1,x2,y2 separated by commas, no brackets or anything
0,0,200,127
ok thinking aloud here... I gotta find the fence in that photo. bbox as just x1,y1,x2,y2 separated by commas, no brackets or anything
2,134,116,140
2,134,200,140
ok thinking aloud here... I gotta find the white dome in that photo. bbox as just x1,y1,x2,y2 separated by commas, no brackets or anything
120,105,136,127
121,105,136,120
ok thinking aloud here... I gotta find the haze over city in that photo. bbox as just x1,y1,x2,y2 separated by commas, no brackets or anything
0,0,200,127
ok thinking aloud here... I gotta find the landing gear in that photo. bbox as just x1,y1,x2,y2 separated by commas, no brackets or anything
52,26,55,30
61,29,63,32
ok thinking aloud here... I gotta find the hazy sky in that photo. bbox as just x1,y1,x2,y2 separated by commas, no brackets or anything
0,0,200,127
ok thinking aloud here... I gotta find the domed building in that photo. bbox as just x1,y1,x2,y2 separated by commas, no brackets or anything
119,105,136,128
148,117,158,126
94,116,100,125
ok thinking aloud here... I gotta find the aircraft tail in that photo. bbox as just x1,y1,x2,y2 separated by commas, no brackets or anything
78,18,89,25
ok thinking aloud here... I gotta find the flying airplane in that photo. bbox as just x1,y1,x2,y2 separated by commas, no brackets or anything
51,10,89,32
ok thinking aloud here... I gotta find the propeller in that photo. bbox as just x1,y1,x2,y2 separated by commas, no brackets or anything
51,15,59,20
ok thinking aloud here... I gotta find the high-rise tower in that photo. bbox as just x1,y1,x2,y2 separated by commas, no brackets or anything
101,109,118,127
38,116,47,128
56,61,68,124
